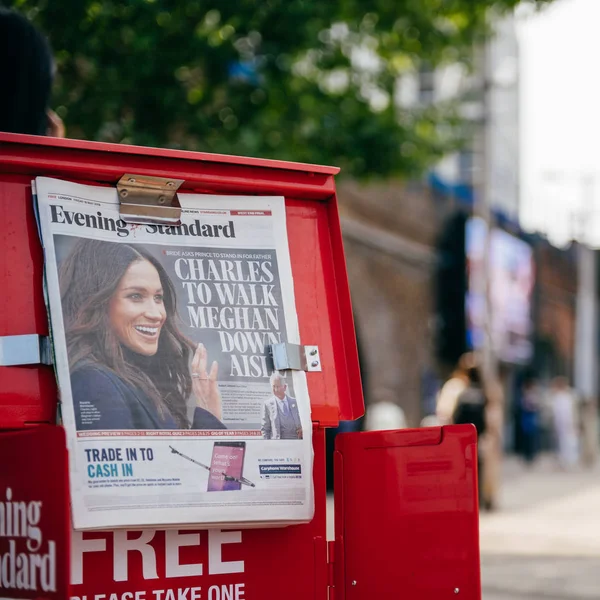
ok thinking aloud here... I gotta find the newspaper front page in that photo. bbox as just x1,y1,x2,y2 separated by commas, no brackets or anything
34,177,314,530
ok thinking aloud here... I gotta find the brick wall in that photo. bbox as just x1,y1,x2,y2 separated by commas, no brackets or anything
338,179,452,426
534,240,577,378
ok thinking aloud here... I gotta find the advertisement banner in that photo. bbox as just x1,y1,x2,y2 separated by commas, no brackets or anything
34,177,314,530
466,217,535,364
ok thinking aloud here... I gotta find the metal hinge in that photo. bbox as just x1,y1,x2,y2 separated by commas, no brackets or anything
268,342,322,372
117,174,184,225
327,540,336,599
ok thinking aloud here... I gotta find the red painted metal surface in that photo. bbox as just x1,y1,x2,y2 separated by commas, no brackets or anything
0,133,338,200
0,425,70,600
0,134,363,427
333,425,482,600
0,132,340,176
0,174,57,426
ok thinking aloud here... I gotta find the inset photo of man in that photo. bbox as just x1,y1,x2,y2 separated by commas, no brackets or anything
261,371,303,440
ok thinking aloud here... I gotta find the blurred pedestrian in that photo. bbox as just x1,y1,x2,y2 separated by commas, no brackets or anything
436,353,475,425
365,400,408,431
580,397,599,468
536,382,555,452
550,376,579,470
0,8,64,137
420,414,441,427
452,362,487,506
519,375,541,465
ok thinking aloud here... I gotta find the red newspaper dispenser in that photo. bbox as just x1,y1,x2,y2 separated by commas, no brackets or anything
0,132,481,600
0,426,71,600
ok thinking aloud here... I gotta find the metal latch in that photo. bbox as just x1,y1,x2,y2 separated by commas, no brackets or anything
0,334,53,367
117,174,184,225
268,343,322,372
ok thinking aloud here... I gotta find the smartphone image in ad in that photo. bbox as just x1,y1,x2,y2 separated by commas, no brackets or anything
207,441,246,492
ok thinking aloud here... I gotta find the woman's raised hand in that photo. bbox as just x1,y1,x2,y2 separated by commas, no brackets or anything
191,343,222,420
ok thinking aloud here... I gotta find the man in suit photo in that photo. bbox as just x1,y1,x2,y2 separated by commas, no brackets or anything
261,371,303,440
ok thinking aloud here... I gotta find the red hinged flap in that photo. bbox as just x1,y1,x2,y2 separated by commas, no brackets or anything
0,425,71,600
333,425,481,600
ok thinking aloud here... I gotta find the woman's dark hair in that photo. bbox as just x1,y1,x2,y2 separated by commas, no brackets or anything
59,239,195,427
466,365,481,386
0,9,53,135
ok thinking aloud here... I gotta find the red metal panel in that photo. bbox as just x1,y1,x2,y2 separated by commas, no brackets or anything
0,134,338,200
0,174,57,426
0,135,363,427
0,132,340,176
0,425,70,600
70,427,329,600
287,199,363,425
334,425,481,600
324,195,363,422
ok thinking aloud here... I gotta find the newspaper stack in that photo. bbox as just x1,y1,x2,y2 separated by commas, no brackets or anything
34,176,314,530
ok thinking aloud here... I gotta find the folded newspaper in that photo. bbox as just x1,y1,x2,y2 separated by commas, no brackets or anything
34,177,314,530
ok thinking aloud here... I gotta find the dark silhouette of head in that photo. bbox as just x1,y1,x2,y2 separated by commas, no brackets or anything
0,9,54,135
466,364,481,386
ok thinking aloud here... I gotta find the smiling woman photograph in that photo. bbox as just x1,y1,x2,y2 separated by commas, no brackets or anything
58,238,226,431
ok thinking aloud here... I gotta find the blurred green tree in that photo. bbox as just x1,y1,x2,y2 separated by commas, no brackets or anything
8,0,551,176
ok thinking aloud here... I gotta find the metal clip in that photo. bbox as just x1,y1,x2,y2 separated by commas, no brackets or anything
117,174,184,225
0,334,53,367
268,343,322,372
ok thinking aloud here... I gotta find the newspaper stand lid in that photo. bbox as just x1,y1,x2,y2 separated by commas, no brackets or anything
333,424,482,600
0,132,364,429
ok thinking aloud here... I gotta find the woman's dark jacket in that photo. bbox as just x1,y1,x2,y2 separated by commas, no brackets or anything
453,384,487,437
71,363,226,431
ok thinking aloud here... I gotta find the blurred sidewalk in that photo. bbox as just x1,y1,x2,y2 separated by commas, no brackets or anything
480,453,600,556
480,453,600,599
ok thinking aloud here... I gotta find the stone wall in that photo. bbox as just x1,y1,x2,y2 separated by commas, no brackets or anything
337,179,453,426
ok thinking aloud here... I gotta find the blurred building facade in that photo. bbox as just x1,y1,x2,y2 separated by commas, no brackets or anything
533,239,577,379
486,14,520,222
339,184,585,439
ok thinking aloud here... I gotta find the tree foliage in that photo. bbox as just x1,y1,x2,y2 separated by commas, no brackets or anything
7,0,552,177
